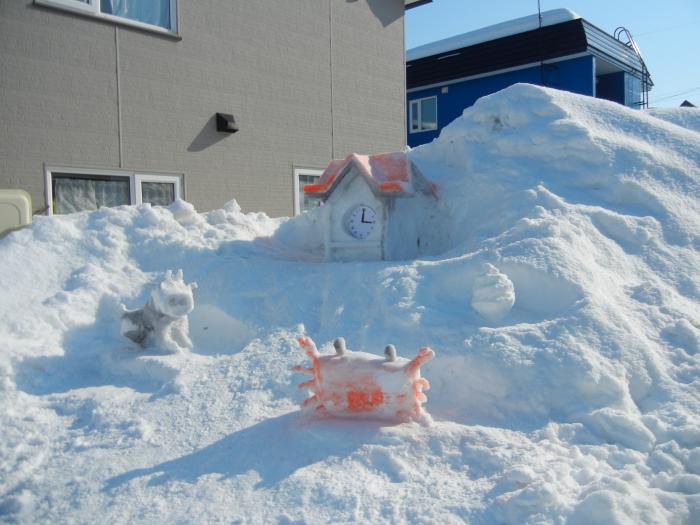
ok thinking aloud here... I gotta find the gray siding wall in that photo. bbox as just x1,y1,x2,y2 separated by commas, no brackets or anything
0,0,406,216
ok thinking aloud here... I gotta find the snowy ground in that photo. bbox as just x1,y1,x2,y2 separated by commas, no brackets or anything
1,85,699,524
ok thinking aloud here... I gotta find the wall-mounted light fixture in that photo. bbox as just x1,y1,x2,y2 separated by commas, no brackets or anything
216,113,239,133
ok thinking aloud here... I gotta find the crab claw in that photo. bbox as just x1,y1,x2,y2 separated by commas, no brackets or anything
406,347,435,374
299,336,320,358
415,378,430,391
291,365,314,375
303,395,319,407
298,379,316,390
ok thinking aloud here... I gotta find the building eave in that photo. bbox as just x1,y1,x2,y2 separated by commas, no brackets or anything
407,15,651,91
406,9,580,61
405,0,433,10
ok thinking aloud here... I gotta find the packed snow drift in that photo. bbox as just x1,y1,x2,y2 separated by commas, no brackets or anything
1,84,699,524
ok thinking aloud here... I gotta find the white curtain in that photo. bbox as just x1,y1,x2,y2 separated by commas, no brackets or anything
53,177,130,215
141,182,175,206
101,0,171,30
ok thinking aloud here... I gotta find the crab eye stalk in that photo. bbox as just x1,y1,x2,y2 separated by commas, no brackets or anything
333,337,347,355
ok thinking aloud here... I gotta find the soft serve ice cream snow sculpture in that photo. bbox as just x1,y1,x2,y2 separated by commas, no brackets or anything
295,336,435,421
121,269,197,353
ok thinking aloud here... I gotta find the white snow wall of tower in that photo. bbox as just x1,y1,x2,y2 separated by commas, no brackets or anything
385,191,448,260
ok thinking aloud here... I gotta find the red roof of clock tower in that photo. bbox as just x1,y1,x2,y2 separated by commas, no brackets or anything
304,152,436,198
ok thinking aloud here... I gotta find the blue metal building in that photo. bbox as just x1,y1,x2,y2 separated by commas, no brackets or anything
406,9,652,147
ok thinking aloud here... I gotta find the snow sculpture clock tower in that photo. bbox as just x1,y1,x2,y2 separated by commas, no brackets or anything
304,152,443,262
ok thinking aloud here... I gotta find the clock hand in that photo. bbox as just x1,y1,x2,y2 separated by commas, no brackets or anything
360,209,374,224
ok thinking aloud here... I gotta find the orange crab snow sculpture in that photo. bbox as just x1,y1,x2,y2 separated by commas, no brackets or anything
294,336,435,421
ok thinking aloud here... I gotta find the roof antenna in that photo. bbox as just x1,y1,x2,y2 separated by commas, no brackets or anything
537,0,545,86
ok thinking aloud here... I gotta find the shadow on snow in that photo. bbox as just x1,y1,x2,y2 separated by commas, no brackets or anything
106,412,388,490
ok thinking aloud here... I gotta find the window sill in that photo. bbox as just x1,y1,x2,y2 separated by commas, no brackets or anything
34,0,182,40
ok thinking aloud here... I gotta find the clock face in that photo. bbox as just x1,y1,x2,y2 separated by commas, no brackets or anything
347,205,377,240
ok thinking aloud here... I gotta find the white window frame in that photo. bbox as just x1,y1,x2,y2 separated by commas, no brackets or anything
44,166,183,215
35,0,179,36
409,96,438,133
293,167,324,216
134,173,182,206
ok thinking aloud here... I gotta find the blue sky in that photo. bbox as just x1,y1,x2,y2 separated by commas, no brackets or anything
406,0,700,107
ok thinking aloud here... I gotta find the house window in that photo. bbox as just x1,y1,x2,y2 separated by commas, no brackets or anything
46,167,182,215
35,0,178,34
134,174,181,206
293,168,323,215
409,96,438,133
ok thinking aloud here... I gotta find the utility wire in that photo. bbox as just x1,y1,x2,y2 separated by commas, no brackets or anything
635,19,700,38
652,86,700,104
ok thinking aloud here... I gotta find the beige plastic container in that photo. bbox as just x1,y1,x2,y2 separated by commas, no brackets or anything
0,189,32,236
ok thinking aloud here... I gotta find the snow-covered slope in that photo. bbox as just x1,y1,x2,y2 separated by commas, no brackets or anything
1,84,699,524
646,106,700,135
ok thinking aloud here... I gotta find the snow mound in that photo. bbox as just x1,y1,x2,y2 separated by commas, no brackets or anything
471,263,515,322
413,83,700,252
647,106,700,135
1,84,699,523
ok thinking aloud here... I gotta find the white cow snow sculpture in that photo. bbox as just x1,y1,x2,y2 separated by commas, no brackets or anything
121,269,197,353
